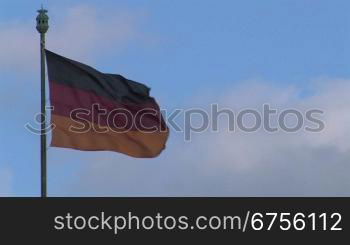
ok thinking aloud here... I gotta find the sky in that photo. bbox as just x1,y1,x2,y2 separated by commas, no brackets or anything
0,0,350,196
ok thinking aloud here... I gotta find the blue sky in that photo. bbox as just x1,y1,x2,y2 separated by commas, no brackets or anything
0,0,350,196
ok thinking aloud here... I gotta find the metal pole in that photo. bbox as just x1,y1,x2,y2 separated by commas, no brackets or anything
40,32,47,197
36,7,49,197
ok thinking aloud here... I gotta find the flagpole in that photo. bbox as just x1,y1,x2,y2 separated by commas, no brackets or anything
36,7,49,198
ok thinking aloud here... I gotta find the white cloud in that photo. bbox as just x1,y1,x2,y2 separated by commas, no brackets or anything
52,78,350,197
0,166,13,196
48,5,138,61
0,4,140,71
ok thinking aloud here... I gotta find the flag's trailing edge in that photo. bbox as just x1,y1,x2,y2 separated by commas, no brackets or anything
45,50,169,158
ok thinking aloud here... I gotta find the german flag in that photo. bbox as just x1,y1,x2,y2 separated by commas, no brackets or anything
45,50,169,158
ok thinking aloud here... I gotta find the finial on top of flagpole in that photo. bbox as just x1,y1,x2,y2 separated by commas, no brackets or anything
36,5,49,34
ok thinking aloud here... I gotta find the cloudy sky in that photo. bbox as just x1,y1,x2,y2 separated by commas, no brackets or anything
0,0,350,196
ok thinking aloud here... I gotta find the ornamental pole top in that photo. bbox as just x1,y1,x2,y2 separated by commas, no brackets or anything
36,6,49,34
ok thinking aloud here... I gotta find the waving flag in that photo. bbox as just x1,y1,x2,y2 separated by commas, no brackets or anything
45,50,168,158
